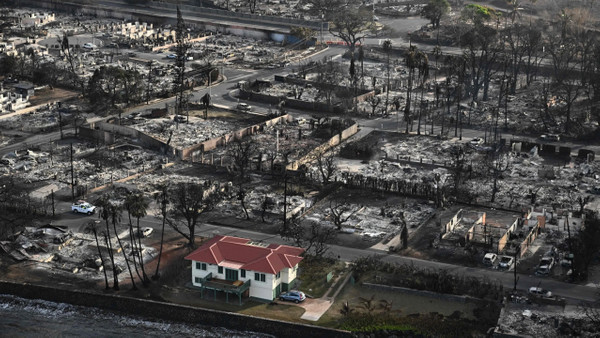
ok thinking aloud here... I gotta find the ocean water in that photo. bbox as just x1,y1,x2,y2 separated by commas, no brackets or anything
0,294,274,338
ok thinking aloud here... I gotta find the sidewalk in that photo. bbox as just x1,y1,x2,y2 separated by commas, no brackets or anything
299,271,352,321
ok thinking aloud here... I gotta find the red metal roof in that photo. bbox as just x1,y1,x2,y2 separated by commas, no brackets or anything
184,235,304,275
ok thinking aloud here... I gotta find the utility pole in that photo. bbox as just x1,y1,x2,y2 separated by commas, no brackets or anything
70,142,74,201
51,189,55,217
58,110,63,139
513,246,520,291
283,173,288,233
146,60,153,104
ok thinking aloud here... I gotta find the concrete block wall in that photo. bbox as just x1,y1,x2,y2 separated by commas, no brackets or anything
286,123,358,170
0,280,350,338
182,114,292,161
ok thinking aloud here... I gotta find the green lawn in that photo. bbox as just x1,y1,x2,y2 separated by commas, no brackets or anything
316,282,482,332
297,258,347,298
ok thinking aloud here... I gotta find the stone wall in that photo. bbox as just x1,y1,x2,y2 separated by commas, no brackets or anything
93,121,176,157
0,280,350,338
362,282,483,304
182,114,292,161
286,123,358,170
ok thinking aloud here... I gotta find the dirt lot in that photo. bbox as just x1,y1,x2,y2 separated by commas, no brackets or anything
28,87,79,106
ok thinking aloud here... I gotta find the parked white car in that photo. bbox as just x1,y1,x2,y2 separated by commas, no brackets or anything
71,201,96,215
82,43,97,49
529,287,552,298
138,227,153,238
483,253,498,266
237,103,252,112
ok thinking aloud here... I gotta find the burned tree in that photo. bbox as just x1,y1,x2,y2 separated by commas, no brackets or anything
366,95,382,117
59,32,83,93
173,6,190,122
227,138,257,182
284,221,337,258
168,183,221,248
227,138,258,220
484,150,511,204
570,212,600,280
315,148,337,184
329,198,360,230
315,61,344,106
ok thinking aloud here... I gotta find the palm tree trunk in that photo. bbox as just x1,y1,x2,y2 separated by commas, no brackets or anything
136,217,150,284
104,219,119,291
127,211,142,281
153,210,166,280
114,217,136,290
93,225,110,290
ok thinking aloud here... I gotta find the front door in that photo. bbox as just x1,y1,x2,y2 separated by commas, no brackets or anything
274,283,281,299
225,268,238,281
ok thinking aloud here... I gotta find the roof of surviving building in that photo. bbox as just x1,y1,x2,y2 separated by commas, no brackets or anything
184,235,304,275
11,82,35,90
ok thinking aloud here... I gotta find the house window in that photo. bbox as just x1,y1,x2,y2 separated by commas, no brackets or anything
196,262,207,271
194,277,202,283
254,273,266,282
241,269,246,278
201,263,207,270
276,271,281,279
218,266,223,274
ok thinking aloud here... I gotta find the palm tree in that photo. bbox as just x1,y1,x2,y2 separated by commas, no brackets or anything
129,193,150,284
90,220,109,290
382,39,393,116
124,193,143,284
153,184,169,280
404,45,420,133
358,45,365,88
507,0,523,26
110,199,137,291
416,52,429,135
95,194,119,291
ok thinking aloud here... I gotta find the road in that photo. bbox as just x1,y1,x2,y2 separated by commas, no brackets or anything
52,203,598,304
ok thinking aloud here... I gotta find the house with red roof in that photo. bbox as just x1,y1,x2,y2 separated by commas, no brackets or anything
184,235,304,302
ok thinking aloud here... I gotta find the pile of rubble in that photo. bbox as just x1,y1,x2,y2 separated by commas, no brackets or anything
496,303,599,337
469,151,600,209
303,197,434,239
1,143,168,190
215,183,312,220
130,116,247,148
0,224,155,281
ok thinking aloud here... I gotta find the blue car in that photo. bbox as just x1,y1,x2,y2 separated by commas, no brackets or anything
279,290,306,303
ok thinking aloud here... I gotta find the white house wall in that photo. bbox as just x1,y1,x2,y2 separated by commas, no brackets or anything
281,266,298,284
252,273,275,300
190,260,279,301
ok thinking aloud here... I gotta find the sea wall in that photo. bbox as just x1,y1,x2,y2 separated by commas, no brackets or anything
0,280,350,338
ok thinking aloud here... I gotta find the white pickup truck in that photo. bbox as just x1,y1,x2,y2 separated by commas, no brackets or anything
71,201,96,215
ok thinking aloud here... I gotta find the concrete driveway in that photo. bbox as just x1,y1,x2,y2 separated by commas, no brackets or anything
276,297,334,321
